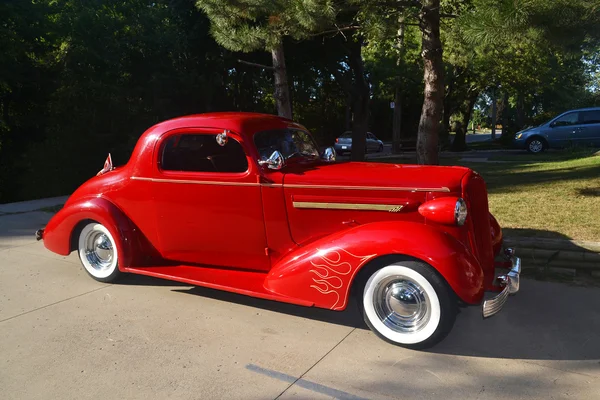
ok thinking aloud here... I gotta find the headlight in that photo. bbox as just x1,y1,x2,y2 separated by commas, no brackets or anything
417,197,468,226
516,133,523,139
455,198,468,226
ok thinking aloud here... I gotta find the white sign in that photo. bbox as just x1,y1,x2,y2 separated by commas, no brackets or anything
390,101,395,109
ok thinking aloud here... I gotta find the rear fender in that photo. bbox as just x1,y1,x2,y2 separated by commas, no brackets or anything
264,221,484,310
42,196,136,269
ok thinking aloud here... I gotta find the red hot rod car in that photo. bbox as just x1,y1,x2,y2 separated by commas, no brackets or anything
37,112,520,348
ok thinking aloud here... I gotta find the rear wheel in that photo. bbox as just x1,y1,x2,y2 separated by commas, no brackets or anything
361,261,457,349
526,137,547,153
77,222,122,283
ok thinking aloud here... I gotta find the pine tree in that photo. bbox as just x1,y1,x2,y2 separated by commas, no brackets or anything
196,0,335,118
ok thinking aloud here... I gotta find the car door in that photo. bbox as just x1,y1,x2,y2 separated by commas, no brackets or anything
578,110,600,146
547,111,580,147
152,129,270,271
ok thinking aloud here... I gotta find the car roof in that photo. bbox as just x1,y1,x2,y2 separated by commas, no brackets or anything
149,112,303,136
340,131,374,136
128,112,307,171
563,107,600,112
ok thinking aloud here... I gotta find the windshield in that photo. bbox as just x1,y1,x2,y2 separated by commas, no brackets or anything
254,128,319,161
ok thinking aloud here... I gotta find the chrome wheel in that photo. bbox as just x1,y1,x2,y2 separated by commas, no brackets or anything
362,262,456,347
84,231,114,272
528,139,544,153
77,222,120,281
373,277,431,333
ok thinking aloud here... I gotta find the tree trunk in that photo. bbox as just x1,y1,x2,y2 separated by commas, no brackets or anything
516,92,525,129
345,94,352,131
491,89,497,140
417,0,443,165
392,17,405,154
271,42,292,119
392,88,403,153
441,68,456,146
347,39,369,161
451,92,479,152
442,92,452,140
502,91,510,139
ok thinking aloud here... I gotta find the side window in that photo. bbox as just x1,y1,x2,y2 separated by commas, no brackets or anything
553,112,579,127
160,134,248,173
581,110,600,125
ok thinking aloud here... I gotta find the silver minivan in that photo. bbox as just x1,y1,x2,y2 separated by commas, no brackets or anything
513,107,600,153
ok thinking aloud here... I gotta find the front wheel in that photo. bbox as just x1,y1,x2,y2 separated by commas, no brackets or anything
361,261,457,349
77,222,122,283
378,144,383,152
526,137,547,153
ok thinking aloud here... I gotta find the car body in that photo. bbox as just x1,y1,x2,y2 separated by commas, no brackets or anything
513,107,600,153
334,131,384,155
36,112,520,348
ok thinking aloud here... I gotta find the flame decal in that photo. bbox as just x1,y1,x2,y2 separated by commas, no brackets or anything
309,248,376,310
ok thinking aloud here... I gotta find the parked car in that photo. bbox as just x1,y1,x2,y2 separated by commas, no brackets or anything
334,131,384,155
36,112,520,349
513,107,600,153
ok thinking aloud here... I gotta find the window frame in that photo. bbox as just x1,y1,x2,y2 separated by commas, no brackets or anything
253,127,320,162
551,112,580,127
154,128,254,179
580,110,600,125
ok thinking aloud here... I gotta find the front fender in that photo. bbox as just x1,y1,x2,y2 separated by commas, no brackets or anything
264,221,484,310
43,196,135,268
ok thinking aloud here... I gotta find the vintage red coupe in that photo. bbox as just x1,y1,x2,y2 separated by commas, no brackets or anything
37,112,520,348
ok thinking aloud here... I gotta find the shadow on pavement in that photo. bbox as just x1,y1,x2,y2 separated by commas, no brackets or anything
167,276,600,362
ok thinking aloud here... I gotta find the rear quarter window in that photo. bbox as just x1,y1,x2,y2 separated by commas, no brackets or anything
160,134,248,173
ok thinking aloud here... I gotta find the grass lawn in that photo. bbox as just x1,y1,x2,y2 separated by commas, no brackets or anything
377,150,600,241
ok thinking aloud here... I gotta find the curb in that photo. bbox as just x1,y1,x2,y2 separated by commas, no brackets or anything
0,195,69,215
505,237,600,276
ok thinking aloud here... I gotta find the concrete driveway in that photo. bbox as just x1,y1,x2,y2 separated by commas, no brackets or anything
1,211,599,400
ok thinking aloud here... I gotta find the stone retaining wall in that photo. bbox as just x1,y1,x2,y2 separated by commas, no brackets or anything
504,237,600,277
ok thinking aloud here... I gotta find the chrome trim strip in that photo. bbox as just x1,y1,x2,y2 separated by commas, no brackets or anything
130,176,261,187
285,183,450,192
293,201,404,212
130,177,450,192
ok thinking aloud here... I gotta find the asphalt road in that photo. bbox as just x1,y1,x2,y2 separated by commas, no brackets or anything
1,211,599,400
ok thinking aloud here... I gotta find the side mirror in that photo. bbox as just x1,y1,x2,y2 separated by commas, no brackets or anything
549,122,556,128
321,146,336,162
258,150,285,170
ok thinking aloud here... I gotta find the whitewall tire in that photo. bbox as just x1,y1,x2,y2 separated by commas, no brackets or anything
78,222,121,282
362,261,457,349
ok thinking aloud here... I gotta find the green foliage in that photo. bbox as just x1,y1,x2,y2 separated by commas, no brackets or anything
1,0,598,201
196,0,335,51
448,0,600,134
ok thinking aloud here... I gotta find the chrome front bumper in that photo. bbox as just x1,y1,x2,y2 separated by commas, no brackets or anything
482,248,521,318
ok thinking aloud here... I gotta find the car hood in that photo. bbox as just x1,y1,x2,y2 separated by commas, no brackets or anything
517,126,541,136
283,161,468,193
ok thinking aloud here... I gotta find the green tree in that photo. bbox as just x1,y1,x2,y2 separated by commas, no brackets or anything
196,0,335,118
458,0,600,139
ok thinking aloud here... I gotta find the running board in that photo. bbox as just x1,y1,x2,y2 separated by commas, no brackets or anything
122,265,314,307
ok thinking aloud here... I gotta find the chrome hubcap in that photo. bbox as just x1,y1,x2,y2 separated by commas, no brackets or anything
529,140,543,152
85,231,114,271
373,277,430,333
